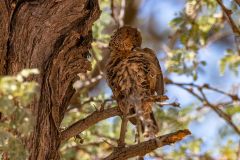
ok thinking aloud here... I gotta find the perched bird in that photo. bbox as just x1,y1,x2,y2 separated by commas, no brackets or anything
105,26,164,137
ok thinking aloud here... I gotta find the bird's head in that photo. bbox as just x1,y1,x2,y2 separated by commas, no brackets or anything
109,26,142,52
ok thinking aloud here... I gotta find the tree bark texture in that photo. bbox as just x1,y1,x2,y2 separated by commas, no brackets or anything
0,0,100,159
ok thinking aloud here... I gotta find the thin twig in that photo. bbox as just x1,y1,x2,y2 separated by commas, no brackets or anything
167,79,240,135
67,97,94,112
156,101,181,108
166,79,239,101
92,131,118,142
206,31,232,47
73,73,104,90
102,139,116,148
199,89,240,135
216,0,240,35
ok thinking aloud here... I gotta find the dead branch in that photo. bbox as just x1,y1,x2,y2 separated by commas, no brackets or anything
104,129,191,160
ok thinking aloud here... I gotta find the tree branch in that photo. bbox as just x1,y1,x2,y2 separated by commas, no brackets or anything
104,129,191,160
118,0,126,27
216,0,240,35
61,107,121,141
167,79,240,135
110,0,126,27
166,78,238,98
111,0,119,26
199,89,240,135
215,0,240,55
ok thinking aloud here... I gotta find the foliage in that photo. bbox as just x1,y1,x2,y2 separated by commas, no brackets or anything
167,0,240,78
0,69,39,160
220,49,240,75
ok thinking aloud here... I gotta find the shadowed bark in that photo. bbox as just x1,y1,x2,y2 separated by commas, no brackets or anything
0,0,100,159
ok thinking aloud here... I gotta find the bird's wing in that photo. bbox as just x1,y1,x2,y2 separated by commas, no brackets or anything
142,48,164,95
105,53,122,98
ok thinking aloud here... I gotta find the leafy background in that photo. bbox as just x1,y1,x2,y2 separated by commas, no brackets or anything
1,0,240,159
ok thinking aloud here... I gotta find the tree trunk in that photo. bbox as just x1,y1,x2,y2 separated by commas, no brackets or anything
0,0,100,159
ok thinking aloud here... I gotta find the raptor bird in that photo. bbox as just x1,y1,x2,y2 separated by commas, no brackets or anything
105,26,164,138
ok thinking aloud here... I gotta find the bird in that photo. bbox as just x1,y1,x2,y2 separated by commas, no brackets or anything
105,26,164,138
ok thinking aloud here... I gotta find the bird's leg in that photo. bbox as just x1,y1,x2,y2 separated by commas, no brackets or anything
141,111,157,139
135,118,142,144
143,119,156,139
118,113,128,148
135,114,145,160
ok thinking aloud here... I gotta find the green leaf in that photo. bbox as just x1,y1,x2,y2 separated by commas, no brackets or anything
169,17,183,27
225,105,240,115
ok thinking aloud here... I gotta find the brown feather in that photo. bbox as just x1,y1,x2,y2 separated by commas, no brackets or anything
105,26,164,136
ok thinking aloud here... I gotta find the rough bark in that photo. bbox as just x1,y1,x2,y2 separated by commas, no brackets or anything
0,0,100,159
